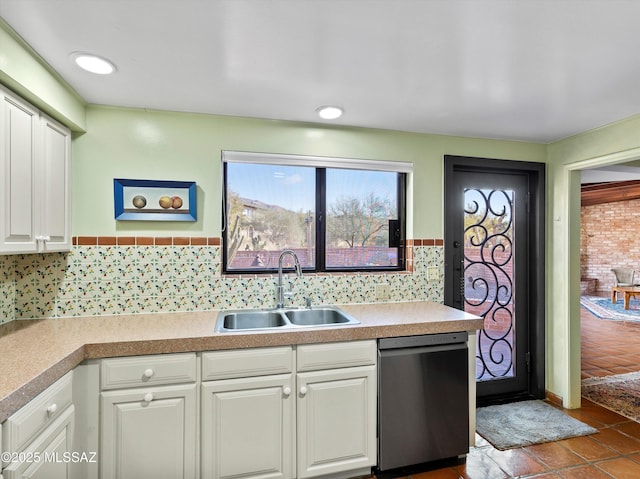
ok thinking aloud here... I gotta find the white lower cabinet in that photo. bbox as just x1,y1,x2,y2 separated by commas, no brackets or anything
201,374,294,479
2,407,74,479
201,341,377,479
1,372,74,479
74,341,375,479
98,353,198,479
100,384,197,479
3,341,377,479
296,366,376,478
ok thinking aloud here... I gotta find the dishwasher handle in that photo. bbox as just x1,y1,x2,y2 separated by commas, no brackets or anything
379,342,467,359
378,332,468,350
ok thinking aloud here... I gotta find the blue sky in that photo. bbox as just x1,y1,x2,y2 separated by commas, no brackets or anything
227,163,397,212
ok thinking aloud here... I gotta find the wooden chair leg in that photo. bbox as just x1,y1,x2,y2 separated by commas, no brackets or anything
624,293,631,309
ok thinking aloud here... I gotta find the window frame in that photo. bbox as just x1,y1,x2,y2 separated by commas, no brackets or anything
221,151,410,274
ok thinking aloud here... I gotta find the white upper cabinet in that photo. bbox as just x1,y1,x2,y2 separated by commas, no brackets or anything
0,86,71,254
0,89,38,253
38,115,71,252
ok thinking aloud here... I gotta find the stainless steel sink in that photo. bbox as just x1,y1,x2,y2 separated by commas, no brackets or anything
215,306,359,332
284,307,354,326
219,310,288,330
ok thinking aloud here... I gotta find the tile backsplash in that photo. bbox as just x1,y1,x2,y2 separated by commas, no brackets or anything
0,238,444,323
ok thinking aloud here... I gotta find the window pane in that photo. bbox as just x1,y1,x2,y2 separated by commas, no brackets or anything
325,169,399,268
225,163,315,270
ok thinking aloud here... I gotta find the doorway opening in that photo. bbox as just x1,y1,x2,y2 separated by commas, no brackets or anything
557,147,640,408
579,173,640,414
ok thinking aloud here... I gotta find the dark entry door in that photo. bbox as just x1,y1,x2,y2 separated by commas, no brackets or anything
444,156,545,403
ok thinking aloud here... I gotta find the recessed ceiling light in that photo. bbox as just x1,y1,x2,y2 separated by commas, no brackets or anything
71,52,117,75
316,105,344,120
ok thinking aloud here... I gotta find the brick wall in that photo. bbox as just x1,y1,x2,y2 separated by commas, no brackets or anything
581,198,640,292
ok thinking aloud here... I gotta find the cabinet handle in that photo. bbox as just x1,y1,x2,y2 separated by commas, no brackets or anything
299,386,307,397
144,393,154,403
46,403,57,417
143,369,154,379
283,387,291,397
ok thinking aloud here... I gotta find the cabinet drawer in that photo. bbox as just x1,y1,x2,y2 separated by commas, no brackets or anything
2,405,74,477
201,346,293,381
297,340,376,372
101,353,197,390
2,371,73,456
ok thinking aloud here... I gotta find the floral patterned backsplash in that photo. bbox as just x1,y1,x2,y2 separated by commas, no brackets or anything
0,242,443,323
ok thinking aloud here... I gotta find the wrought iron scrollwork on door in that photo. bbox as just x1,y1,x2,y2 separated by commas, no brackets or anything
464,188,515,380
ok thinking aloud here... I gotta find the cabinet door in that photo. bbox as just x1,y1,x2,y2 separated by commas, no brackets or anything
100,384,197,479
0,89,38,253
38,115,71,252
3,406,74,479
201,374,293,479
296,365,376,479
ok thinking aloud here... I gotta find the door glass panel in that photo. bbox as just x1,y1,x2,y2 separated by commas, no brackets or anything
463,188,515,381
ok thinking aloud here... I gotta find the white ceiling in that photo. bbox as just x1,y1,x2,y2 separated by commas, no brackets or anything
581,164,640,184
3,0,640,143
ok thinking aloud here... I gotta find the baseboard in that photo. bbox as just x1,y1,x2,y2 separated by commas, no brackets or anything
545,390,563,407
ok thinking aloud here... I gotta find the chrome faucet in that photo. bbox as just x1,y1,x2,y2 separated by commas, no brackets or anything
277,250,302,308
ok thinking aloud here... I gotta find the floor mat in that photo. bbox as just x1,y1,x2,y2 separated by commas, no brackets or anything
580,295,640,321
582,372,640,422
476,400,597,450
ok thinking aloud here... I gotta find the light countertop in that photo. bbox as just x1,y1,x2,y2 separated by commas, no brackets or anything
0,301,482,422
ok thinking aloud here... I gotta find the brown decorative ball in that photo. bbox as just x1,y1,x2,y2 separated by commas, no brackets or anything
171,196,183,209
132,195,147,209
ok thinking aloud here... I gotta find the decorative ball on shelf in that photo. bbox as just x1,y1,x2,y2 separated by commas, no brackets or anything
159,196,172,209
132,195,147,209
171,196,183,209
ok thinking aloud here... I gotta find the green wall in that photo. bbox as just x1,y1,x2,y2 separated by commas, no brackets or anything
73,105,546,237
546,114,640,407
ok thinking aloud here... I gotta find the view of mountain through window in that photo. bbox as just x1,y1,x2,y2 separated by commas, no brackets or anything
226,163,316,270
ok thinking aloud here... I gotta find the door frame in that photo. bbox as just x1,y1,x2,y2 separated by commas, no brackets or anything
444,155,546,403
558,146,640,408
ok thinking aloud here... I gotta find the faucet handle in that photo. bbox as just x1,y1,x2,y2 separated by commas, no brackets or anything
305,297,312,308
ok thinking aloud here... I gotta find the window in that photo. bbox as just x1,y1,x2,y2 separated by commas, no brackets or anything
222,151,409,273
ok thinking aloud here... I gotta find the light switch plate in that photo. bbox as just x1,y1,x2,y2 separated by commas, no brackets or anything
375,284,391,300
427,267,439,281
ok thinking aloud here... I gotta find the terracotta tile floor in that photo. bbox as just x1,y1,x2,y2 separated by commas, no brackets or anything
382,299,640,478
581,295,640,378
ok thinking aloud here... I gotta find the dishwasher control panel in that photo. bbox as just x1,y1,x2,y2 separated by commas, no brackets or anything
378,331,468,350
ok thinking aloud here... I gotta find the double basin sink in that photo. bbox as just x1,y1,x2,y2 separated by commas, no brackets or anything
215,305,360,332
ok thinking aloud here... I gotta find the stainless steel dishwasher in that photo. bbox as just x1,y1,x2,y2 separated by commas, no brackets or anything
377,332,469,472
